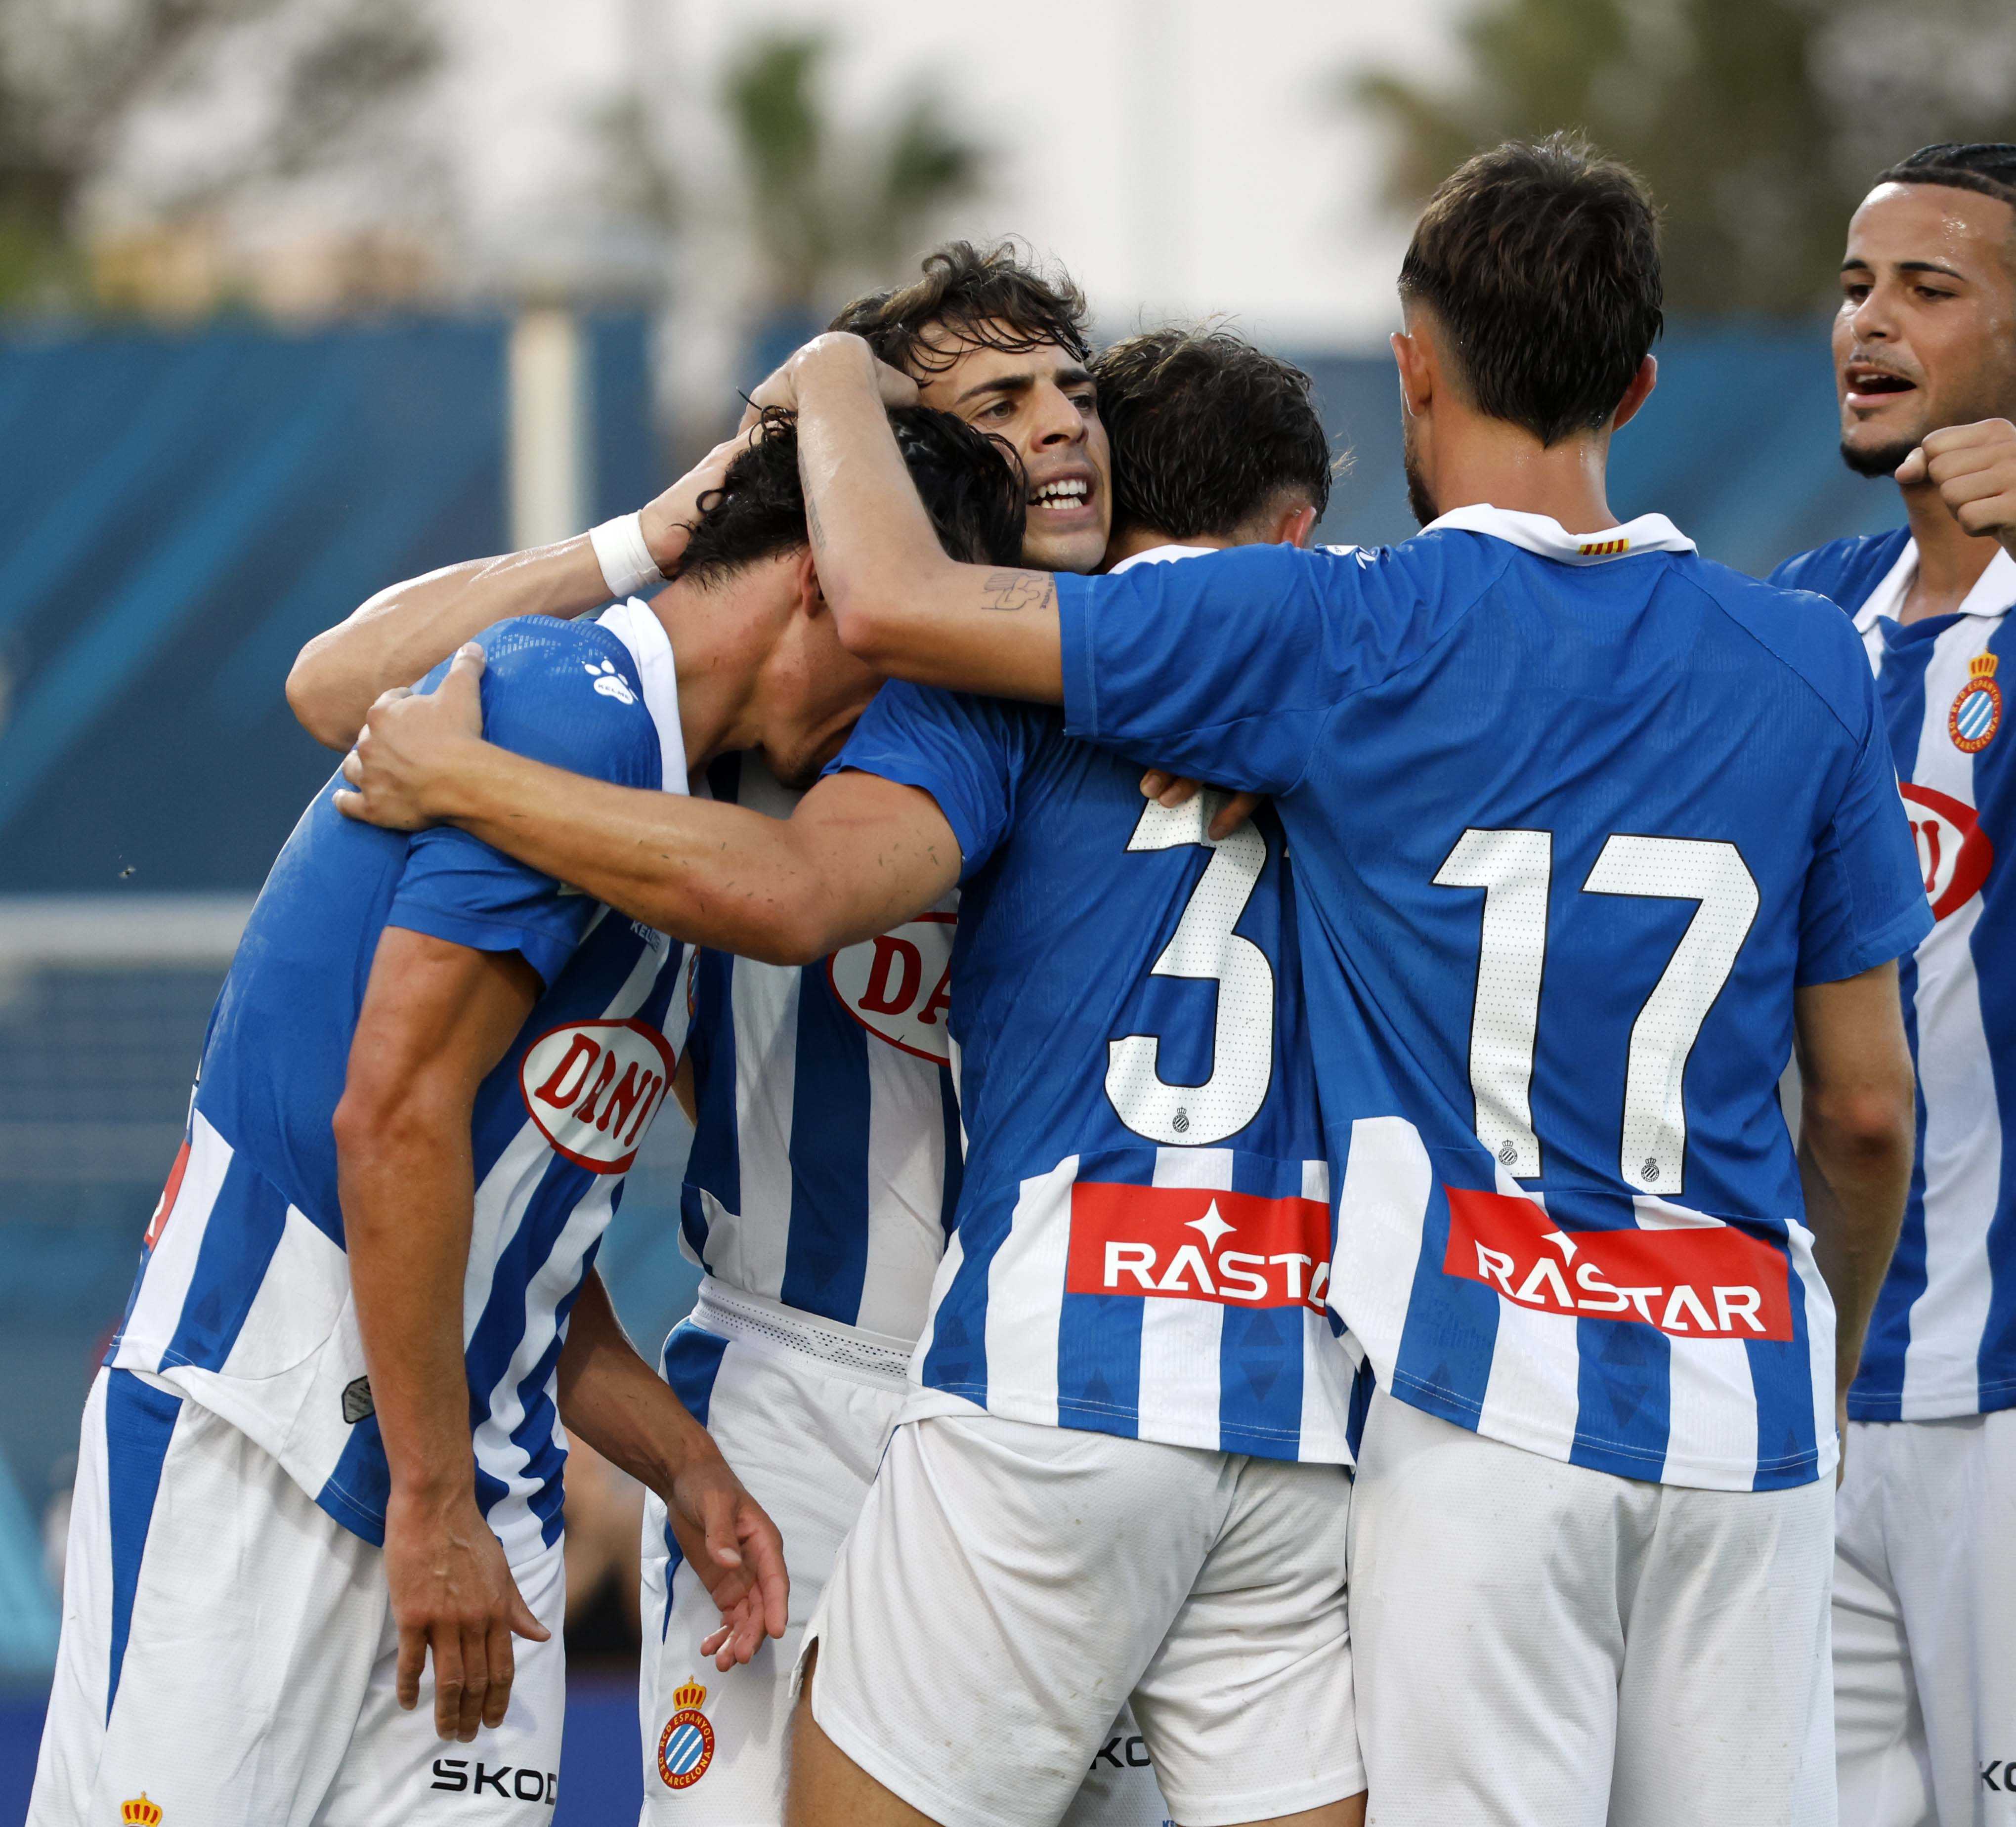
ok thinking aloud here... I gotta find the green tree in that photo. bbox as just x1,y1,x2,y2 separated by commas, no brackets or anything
0,0,441,314
1353,0,2016,317
721,30,985,321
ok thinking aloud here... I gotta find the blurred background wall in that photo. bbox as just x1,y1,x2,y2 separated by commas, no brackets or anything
2,0,2014,1818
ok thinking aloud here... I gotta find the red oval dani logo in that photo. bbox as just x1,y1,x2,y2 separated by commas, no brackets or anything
825,912,954,1064
519,1018,675,1173
1901,782,1993,922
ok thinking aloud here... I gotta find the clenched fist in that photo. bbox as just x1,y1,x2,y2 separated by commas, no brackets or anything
1896,419,2016,558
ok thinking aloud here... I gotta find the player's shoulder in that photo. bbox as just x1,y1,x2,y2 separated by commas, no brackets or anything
1677,552,1880,740
1765,527,1910,609
454,615,661,786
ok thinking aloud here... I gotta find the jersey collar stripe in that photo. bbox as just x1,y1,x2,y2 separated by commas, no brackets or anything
599,597,686,792
1422,504,1697,561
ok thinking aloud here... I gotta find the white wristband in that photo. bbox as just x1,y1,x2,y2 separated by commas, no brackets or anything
589,511,666,600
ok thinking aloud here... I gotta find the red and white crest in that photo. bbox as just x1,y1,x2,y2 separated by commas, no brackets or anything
519,1019,675,1172
825,912,955,1064
1901,782,1993,922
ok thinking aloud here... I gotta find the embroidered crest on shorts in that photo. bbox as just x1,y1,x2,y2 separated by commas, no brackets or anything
1951,651,2002,754
657,1678,716,1789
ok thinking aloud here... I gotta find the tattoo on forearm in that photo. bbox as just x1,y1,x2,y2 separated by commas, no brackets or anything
980,570,1054,612
806,495,825,552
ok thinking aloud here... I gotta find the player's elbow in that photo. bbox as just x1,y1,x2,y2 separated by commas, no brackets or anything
286,639,366,751
741,897,839,968
827,558,950,666
1803,1075,1916,1173
332,1068,465,1181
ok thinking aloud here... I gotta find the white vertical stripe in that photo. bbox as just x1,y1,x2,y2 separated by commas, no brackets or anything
982,1158,1078,1426
1631,1197,1759,1485
1332,1116,1434,1386
222,1206,348,1378
1133,1148,1235,1445
120,1110,233,1368
719,959,800,1304
597,597,687,796
1788,1217,1839,1481
909,1225,965,1386
1903,617,2003,1413
1295,1156,1357,1462
1472,1170,1581,1461
854,1035,947,1342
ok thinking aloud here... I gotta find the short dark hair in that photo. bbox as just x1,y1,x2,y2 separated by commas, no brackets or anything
827,240,1091,380
1873,143,2016,213
1399,133,1663,447
674,406,1025,587
1091,327,1333,539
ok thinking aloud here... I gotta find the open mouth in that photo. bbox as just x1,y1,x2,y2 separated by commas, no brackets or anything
1029,476,1093,515
1845,365,1917,406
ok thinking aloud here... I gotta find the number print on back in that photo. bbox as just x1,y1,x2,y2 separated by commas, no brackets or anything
1105,794,1276,1146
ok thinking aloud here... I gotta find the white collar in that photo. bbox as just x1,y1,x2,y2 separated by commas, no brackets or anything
1423,504,1696,563
1852,537,2016,634
597,596,688,795
1107,543,1222,573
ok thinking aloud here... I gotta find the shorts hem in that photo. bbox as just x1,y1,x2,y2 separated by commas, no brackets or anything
1163,1762,1369,1827
808,1680,1027,1827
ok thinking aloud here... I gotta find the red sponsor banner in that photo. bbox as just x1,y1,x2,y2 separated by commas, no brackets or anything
1066,1180,1331,1312
143,1136,192,1250
1442,1186,1793,1341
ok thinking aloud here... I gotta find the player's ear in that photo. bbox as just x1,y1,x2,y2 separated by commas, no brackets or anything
1610,354,1658,433
1279,502,1319,549
1392,327,1433,420
794,544,827,617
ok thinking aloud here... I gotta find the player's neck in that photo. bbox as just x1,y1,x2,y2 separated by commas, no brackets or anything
1426,416,1620,535
648,576,768,773
1103,526,1234,565
1898,477,2003,623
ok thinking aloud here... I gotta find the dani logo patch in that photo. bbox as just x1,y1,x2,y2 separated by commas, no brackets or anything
1442,1186,1792,1340
825,912,954,1064
1066,1181,1332,1312
519,1019,674,1172
1901,782,1993,922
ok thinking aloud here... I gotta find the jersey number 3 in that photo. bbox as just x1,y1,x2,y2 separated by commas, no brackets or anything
1434,829,1758,1193
1105,796,1275,1147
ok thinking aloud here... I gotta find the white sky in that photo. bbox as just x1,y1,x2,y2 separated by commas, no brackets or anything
436,0,1470,350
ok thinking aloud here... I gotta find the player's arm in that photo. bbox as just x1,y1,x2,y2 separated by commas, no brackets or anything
336,650,960,962
1792,959,1917,1443
782,333,1066,703
286,438,745,750
332,927,550,1745
556,1270,787,1670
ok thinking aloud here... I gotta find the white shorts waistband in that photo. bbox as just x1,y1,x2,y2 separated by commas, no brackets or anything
692,1280,914,1384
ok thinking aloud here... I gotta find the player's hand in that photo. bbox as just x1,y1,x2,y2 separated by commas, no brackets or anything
335,643,487,831
384,1484,551,1742
738,333,918,432
638,435,746,577
1895,419,2016,557
1139,769,1264,842
662,1443,790,1672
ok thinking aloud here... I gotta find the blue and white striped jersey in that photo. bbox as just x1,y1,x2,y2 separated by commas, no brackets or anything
1772,530,2014,1422
832,547,1364,1466
1056,511,1932,1491
677,753,962,1348
110,601,690,1561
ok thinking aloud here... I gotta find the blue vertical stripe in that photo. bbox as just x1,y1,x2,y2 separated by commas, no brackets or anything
1749,1249,1822,1490
1056,1291,1144,1440
1565,1192,1671,1476
1389,1180,1501,1424
920,1203,1015,1408
778,968,873,1322
938,1069,964,1238
656,1323,731,1638
1219,1306,1304,1455
1971,618,2016,1411
680,951,740,1267
103,1371,182,1720
160,1154,290,1373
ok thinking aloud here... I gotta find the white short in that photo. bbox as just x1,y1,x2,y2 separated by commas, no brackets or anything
1348,1388,1836,1827
1835,1410,2016,1826
806,1409,1362,1827
641,1289,1168,1826
29,1367,567,1827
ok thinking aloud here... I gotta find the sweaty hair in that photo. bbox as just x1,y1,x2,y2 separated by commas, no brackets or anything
1873,143,2016,214
1091,327,1333,540
827,240,1091,380
1399,133,1664,447
673,406,1025,588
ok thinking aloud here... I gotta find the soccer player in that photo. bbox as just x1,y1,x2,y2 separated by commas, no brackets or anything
715,137,1929,1824
29,405,1016,1827
292,244,1170,1826
1769,141,2016,1827
335,326,1369,1827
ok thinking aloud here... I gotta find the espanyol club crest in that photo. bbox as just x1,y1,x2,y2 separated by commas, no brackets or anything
657,1678,716,1790
1950,651,2002,754
825,910,955,1064
1900,782,1994,922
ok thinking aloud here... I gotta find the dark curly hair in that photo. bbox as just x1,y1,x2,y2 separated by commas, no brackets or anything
1400,133,1663,447
1092,327,1333,541
1873,143,2016,213
827,240,1091,380
672,406,1025,589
